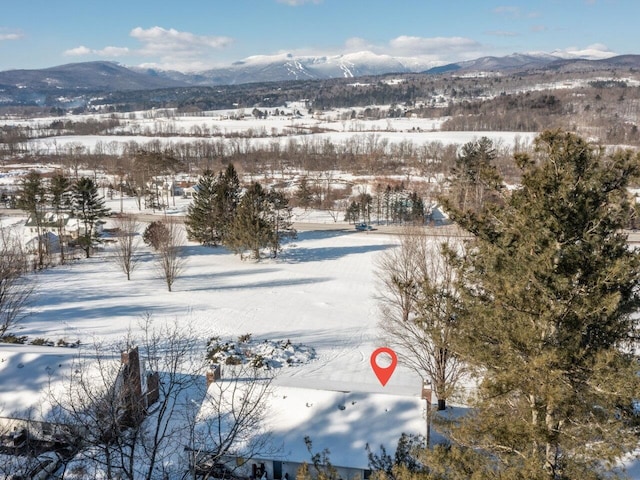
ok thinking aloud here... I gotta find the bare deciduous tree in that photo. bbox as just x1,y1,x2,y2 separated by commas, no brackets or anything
376,228,466,410
187,364,275,479
0,227,33,336
155,217,186,292
112,214,141,280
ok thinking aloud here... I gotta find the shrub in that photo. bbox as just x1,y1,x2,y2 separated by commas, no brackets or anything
238,333,252,343
0,334,27,344
225,356,242,366
143,221,169,250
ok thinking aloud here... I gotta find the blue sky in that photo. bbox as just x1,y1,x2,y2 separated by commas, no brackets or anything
0,0,637,72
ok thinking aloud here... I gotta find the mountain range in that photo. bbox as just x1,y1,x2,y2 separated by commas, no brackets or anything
1,51,639,106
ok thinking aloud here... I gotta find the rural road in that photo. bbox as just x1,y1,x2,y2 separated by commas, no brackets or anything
3,208,639,242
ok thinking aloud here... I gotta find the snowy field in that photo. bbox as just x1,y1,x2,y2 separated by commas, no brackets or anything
5,211,422,396
1,104,537,156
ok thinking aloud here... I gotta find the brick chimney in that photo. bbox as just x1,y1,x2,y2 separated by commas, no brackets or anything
206,364,221,387
120,346,144,426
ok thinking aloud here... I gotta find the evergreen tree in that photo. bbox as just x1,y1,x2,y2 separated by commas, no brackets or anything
215,163,241,242
345,201,360,224
143,220,170,251
226,182,272,260
185,165,240,246
295,176,314,209
409,191,425,224
448,136,502,213
17,171,47,268
358,192,372,224
185,170,219,246
266,189,296,258
438,131,640,479
71,177,110,258
49,173,71,264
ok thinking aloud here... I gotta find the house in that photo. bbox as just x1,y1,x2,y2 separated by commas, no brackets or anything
195,373,428,480
425,204,451,226
0,344,157,455
24,213,105,247
0,343,87,448
183,183,201,198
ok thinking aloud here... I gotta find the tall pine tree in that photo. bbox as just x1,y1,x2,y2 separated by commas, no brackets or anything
267,189,296,258
185,170,219,246
226,182,273,260
435,131,640,479
17,171,47,268
49,173,71,264
215,163,241,243
71,177,110,258
185,165,240,246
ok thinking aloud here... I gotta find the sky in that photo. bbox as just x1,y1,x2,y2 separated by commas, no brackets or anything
0,0,638,72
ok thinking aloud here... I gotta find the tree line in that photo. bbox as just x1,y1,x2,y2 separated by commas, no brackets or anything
17,171,109,267
185,163,296,260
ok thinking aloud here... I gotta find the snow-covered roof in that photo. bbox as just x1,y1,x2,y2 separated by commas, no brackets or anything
24,213,71,228
198,380,427,470
0,344,80,421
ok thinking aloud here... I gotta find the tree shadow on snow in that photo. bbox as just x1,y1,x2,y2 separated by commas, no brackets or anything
282,243,393,263
180,244,231,257
187,276,332,292
293,229,355,241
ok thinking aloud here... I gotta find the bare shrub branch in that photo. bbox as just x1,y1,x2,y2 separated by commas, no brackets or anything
0,226,34,336
112,214,141,281
154,218,186,292
376,226,466,410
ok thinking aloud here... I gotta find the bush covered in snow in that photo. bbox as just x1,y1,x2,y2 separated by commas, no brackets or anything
206,334,315,369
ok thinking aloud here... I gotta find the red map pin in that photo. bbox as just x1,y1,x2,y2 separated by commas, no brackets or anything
370,347,397,387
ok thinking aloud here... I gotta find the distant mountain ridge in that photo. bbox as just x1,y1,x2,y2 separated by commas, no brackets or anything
141,51,416,86
0,61,185,91
1,52,640,106
423,53,562,74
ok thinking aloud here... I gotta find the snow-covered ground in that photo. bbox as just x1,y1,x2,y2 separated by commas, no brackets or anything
1,104,537,156
25,130,536,157
12,217,421,396
2,210,639,475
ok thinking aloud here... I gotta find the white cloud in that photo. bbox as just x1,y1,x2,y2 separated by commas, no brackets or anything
552,43,616,60
130,26,232,51
127,26,233,70
99,46,130,57
0,29,23,41
64,45,129,57
63,26,234,71
64,45,93,56
343,37,374,52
